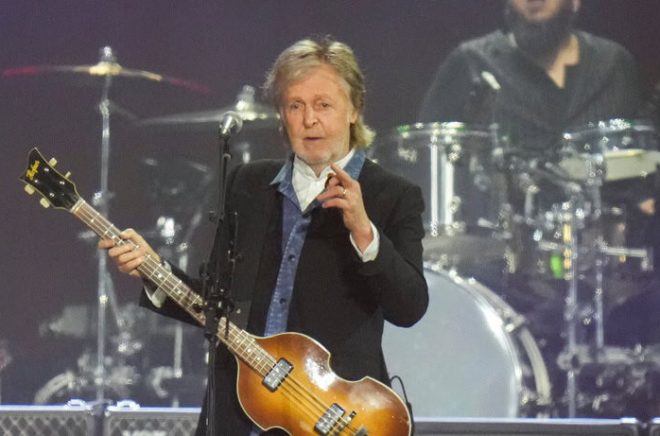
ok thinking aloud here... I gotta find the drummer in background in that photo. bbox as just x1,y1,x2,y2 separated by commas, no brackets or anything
418,0,659,410
419,0,657,302
419,0,642,155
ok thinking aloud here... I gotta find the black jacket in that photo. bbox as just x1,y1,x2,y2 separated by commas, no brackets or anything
142,157,428,435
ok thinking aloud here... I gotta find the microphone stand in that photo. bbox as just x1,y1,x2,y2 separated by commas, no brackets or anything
201,127,239,436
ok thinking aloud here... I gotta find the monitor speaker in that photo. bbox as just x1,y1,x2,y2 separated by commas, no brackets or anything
414,417,640,436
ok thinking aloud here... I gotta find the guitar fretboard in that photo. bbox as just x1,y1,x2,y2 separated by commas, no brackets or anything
70,198,276,376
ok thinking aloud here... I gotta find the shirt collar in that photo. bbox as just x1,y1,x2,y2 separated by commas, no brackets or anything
270,148,365,186
270,149,366,212
294,149,356,182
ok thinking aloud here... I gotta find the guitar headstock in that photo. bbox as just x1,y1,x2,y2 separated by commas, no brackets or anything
20,148,80,210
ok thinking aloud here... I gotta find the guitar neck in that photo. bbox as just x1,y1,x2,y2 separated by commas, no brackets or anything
69,198,272,373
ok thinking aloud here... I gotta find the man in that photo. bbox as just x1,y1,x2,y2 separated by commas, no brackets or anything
420,0,653,303
100,36,428,435
418,0,658,416
419,0,642,154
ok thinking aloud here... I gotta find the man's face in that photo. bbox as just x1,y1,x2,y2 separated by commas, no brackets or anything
508,0,576,23
280,63,358,173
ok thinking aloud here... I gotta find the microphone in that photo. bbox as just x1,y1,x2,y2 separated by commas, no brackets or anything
219,111,243,140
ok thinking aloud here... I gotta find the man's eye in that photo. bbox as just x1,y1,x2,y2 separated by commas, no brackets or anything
288,102,301,111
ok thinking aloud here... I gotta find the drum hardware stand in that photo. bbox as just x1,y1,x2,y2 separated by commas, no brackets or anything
551,176,653,417
151,217,192,407
92,45,124,404
85,45,147,404
89,46,153,404
585,182,605,351
556,196,582,418
539,165,607,417
520,159,595,416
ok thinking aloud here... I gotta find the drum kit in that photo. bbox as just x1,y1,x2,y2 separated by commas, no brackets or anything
380,118,660,419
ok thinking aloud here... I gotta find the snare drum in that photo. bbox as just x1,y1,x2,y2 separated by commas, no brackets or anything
560,119,660,182
382,267,551,417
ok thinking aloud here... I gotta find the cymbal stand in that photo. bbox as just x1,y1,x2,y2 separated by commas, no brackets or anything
92,46,121,403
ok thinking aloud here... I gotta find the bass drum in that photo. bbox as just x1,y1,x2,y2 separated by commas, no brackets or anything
383,267,551,418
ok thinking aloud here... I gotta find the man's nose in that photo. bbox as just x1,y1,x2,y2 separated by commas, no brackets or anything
303,108,318,127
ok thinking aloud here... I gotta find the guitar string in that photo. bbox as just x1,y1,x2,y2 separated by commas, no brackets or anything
74,203,367,435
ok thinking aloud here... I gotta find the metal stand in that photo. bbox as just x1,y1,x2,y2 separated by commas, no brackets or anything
92,46,122,403
551,166,652,417
152,218,190,407
560,196,582,418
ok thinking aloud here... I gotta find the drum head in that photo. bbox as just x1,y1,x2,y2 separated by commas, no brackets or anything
383,269,531,418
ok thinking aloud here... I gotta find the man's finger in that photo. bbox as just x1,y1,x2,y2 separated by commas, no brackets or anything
329,163,354,186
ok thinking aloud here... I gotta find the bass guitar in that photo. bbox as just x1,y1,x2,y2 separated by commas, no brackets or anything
20,148,412,436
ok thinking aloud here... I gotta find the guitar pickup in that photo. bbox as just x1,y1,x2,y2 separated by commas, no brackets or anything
262,358,293,392
315,404,360,435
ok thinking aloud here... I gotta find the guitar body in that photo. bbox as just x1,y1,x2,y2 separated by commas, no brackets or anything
236,331,411,435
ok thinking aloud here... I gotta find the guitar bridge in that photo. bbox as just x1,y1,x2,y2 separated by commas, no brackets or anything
315,404,362,435
262,358,293,392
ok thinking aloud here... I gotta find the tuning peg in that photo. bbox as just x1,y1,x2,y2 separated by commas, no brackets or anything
64,171,72,179
24,185,35,195
39,198,51,208
48,158,57,166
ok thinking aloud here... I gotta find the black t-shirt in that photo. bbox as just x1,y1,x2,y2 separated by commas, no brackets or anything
419,30,642,155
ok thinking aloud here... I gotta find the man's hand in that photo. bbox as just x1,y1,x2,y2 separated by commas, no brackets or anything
316,163,374,252
98,228,160,278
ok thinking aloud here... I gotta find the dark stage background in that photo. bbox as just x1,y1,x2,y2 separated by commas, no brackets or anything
1,0,660,411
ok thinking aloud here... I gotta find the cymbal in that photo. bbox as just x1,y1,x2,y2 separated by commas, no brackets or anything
2,48,210,95
138,84,279,131
3,63,210,95
139,105,278,127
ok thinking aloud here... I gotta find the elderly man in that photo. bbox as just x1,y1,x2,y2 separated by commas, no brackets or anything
100,36,428,435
